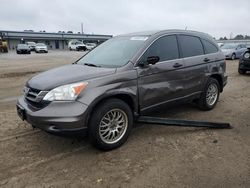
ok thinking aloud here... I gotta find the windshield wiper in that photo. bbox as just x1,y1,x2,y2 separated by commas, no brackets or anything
84,63,101,67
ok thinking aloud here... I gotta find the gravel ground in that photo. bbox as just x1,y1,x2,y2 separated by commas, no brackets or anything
0,51,249,187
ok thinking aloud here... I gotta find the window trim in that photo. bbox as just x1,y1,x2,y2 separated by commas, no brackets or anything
135,33,219,67
201,38,219,54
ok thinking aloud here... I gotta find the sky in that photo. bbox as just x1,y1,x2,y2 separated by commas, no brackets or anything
0,0,249,39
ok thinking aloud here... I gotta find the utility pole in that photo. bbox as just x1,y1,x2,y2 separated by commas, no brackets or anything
81,23,84,34
230,32,233,40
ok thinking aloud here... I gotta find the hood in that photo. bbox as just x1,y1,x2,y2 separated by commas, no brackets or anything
77,44,86,47
18,46,29,50
27,64,116,90
36,46,47,48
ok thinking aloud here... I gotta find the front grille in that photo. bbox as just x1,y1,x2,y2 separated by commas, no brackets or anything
24,87,50,110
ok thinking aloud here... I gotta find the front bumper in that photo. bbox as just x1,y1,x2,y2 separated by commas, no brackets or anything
36,49,48,52
16,96,88,136
76,46,87,51
239,59,250,71
17,50,30,54
222,51,231,59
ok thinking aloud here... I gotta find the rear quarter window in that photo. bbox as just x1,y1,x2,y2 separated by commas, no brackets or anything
178,35,204,58
201,39,218,54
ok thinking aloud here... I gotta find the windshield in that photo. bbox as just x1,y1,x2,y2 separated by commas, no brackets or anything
27,42,35,45
221,43,238,49
77,36,148,68
36,43,45,46
18,44,28,47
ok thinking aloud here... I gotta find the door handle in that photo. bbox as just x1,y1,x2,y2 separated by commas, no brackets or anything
203,58,210,62
173,63,183,68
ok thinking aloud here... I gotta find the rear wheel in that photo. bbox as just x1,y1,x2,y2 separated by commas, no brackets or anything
88,99,133,150
198,78,220,111
238,69,246,74
231,53,236,60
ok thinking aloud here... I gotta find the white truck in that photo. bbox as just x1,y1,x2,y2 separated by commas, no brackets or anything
68,40,87,51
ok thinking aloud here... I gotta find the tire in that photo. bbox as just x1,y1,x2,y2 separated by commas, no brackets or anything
88,98,133,151
198,78,220,111
69,47,72,51
238,69,246,74
231,53,236,60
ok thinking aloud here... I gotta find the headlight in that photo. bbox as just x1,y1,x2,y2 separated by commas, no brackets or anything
43,82,88,101
244,52,250,59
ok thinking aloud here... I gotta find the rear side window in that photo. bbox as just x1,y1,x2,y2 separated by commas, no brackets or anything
178,35,204,58
141,35,179,62
201,39,218,54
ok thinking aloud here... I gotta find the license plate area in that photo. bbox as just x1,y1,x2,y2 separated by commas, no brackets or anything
16,104,26,120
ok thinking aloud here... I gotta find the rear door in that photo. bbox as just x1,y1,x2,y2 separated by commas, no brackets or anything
137,35,186,111
177,35,208,94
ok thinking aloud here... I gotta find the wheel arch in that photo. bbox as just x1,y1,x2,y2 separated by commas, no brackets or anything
210,74,223,92
85,93,137,128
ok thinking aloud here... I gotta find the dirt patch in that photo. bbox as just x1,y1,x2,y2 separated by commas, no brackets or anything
0,51,249,187
0,71,41,78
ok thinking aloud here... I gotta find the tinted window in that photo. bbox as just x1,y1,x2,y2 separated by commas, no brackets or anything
179,35,204,57
141,35,179,62
201,39,218,54
78,36,147,68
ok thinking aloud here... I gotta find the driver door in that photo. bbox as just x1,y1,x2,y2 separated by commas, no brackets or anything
136,35,187,112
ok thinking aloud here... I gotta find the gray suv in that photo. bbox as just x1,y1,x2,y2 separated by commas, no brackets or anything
17,30,227,150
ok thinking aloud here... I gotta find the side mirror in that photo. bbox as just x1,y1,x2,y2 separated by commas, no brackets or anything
147,56,160,65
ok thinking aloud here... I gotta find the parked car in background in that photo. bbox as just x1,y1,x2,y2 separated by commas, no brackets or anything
217,42,224,47
26,42,36,51
238,48,250,74
85,43,97,50
17,30,227,150
35,43,48,53
16,44,31,54
68,41,87,51
221,43,247,60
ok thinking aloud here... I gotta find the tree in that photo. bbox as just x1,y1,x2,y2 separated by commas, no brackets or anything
234,35,244,40
244,35,250,39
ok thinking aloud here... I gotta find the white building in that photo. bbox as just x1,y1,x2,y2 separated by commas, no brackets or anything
0,30,112,50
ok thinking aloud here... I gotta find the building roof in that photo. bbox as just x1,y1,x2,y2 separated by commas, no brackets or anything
0,30,112,40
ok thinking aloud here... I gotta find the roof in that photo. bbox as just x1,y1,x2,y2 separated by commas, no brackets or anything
118,29,213,39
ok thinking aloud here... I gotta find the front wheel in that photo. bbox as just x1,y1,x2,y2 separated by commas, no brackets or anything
231,53,236,60
198,78,220,111
88,99,133,150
